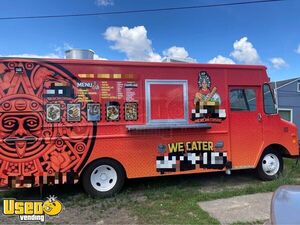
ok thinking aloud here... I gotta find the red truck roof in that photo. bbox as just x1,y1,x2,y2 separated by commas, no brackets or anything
0,57,267,70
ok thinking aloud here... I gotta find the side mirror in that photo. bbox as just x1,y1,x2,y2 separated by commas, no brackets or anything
270,185,300,224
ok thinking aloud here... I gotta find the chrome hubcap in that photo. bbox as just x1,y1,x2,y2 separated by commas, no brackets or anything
262,153,280,176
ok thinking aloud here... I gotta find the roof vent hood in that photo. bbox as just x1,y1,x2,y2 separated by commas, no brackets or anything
65,49,95,60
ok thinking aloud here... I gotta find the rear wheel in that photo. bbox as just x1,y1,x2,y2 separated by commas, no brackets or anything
256,149,283,181
82,159,125,197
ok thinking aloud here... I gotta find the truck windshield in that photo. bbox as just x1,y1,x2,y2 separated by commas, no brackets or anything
263,84,277,114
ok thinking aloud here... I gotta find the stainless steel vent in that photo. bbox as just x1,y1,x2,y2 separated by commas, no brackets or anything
65,49,95,60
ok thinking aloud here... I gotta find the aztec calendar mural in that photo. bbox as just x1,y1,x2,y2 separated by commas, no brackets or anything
0,60,96,186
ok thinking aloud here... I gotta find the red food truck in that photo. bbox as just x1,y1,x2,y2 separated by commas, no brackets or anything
0,58,298,197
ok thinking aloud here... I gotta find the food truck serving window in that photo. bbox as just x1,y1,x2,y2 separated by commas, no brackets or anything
145,79,188,124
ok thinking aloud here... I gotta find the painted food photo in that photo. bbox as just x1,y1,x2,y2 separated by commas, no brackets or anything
87,103,101,121
125,102,138,121
106,102,120,121
67,104,81,122
46,104,61,122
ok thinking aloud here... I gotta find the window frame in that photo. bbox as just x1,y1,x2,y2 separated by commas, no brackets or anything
297,81,300,93
263,83,277,115
278,108,293,122
145,79,188,125
229,88,257,112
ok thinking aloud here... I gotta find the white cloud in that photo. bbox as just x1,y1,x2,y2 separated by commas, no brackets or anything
147,52,162,62
104,26,162,62
104,26,197,62
95,0,114,6
270,57,288,69
163,46,197,62
94,54,107,60
230,37,260,64
296,44,300,54
0,43,69,59
53,42,73,57
0,43,107,60
163,46,188,59
208,55,235,64
1,52,107,60
0,53,61,58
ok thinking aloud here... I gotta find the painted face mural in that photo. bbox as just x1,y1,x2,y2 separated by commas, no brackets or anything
1,112,43,159
0,60,95,186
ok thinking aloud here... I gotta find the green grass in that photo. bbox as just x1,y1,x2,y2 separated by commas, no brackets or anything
230,221,267,225
1,159,300,224
127,159,300,224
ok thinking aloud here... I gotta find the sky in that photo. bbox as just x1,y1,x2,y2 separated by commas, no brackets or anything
0,0,300,81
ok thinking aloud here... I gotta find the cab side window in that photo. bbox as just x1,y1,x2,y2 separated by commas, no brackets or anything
230,89,257,111
263,84,277,114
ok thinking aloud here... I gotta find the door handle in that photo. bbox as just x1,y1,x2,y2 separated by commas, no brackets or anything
257,113,262,122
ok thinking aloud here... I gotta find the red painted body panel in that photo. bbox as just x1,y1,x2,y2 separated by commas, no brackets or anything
0,57,298,188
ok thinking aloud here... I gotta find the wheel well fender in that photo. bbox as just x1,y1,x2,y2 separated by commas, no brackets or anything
264,144,290,157
80,157,127,179
255,144,288,168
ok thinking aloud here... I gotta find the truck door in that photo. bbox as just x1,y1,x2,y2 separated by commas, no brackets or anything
229,86,263,168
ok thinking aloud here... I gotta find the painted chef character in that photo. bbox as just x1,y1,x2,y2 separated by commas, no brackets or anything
194,71,221,107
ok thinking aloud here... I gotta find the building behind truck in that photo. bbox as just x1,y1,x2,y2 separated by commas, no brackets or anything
271,77,300,138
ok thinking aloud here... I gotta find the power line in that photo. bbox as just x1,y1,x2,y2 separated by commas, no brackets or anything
0,0,286,21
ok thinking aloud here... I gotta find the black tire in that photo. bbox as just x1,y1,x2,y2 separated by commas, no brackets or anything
256,149,283,181
81,159,125,198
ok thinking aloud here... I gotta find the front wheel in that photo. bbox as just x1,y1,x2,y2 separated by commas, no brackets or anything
256,149,283,181
82,159,125,197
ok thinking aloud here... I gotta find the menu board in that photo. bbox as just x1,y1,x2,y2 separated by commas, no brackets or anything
99,81,138,102
77,89,93,102
75,80,139,122
100,81,115,99
76,81,99,103
125,88,137,102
